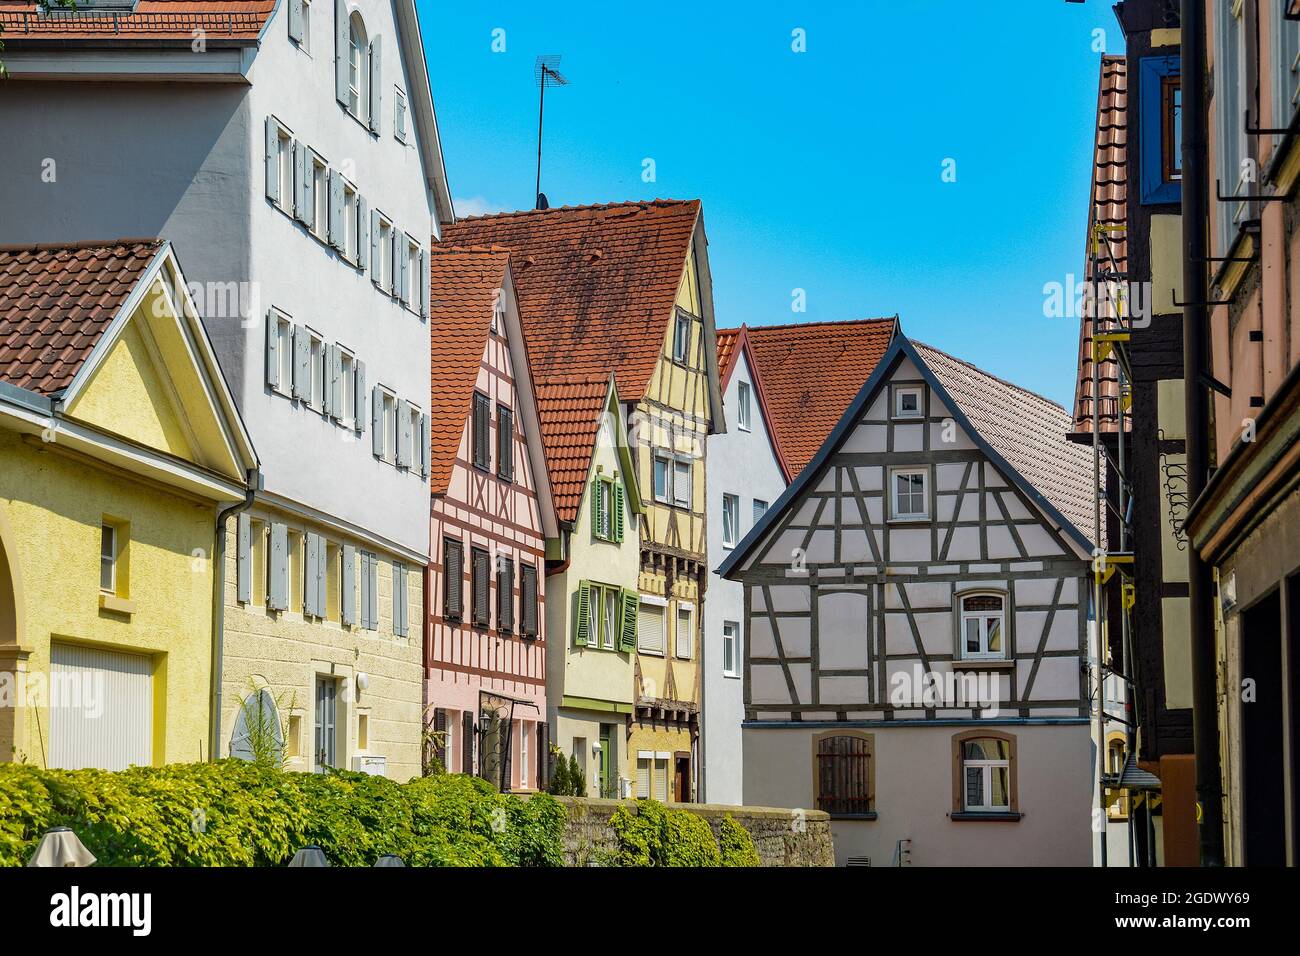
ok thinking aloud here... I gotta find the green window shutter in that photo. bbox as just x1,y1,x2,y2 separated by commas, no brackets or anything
574,581,591,646
614,482,625,542
619,589,638,652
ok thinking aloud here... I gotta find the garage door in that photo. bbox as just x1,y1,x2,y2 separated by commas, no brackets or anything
48,643,152,770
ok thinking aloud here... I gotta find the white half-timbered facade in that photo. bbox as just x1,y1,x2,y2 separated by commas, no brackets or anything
718,334,1096,865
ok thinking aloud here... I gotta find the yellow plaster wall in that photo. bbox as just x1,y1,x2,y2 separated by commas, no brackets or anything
0,429,215,766
625,722,694,800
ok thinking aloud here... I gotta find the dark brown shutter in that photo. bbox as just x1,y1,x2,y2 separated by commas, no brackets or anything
443,538,463,620
473,392,490,469
462,711,475,774
497,556,514,632
472,548,491,626
521,564,538,637
497,406,514,481
537,719,550,789
500,719,514,791
433,707,447,765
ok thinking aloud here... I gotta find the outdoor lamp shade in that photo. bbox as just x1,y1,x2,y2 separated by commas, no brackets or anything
288,846,330,867
27,827,96,868
374,854,405,867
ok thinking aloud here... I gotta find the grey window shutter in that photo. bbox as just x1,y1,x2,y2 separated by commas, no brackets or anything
353,360,366,435
395,93,407,143
368,35,382,133
265,310,280,390
393,562,406,637
288,0,304,42
334,0,349,106
390,228,401,297
370,209,382,278
329,344,343,419
420,413,430,478
399,236,411,305
420,247,430,319
342,544,357,626
316,537,328,620
358,552,370,629
304,532,320,616
320,344,334,417
293,140,308,222
269,523,288,610
328,170,345,249
371,387,384,456
368,553,379,629
357,194,368,272
237,512,252,603
264,117,279,204
292,326,310,400
397,398,412,468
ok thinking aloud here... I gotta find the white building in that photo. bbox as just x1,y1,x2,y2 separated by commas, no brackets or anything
0,0,453,778
703,327,789,804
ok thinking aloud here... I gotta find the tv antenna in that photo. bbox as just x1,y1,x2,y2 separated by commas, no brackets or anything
534,55,568,210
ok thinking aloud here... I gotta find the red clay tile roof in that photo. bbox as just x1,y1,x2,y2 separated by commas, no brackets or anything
916,341,1095,544
1071,55,1127,437
0,238,162,396
442,200,700,401
427,245,510,495
716,327,740,385
0,1,274,42
534,373,613,525
738,317,897,478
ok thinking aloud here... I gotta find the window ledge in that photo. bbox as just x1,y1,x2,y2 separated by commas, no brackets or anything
952,659,1015,672
99,592,137,616
827,811,878,821
950,811,1022,822
887,516,930,524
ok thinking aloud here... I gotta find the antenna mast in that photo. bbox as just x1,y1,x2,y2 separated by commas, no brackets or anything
534,55,568,210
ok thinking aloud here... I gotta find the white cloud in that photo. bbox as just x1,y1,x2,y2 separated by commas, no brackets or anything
453,196,508,218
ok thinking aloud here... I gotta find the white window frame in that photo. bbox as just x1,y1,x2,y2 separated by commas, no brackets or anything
406,235,421,312
273,311,293,395
672,311,692,364
675,601,694,660
342,179,359,263
652,454,671,504
602,586,617,650
736,380,752,431
378,215,394,293
381,388,398,463
339,346,356,428
963,743,1011,812
721,493,739,548
272,120,294,213
958,591,1007,661
347,13,367,121
407,401,423,470
638,595,667,657
301,0,312,53
893,385,924,419
722,620,740,678
519,721,529,789
672,458,692,509
889,466,928,521
307,329,325,411
99,523,117,593
310,152,328,241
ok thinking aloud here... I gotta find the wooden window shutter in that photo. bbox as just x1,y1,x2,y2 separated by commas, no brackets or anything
288,0,304,42
265,311,280,390
521,564,538,637
304,532,320,616
371,387,384,457
537,720,550,790
353,360,366,435
368,35,383,134
472,548,490,627
358,551,370,629
327,169,344,249
393,562,407,636
333,0,349,106
396,398,412,468
472,393,490,469
420,247,431,319
321,344,335,418
497,407,513,480
315,537,328,621
614,482,625,542
619,589,638,652
341,544,357,626
591,478,602,537
357,194,369,272
268,523,288,611
497,557,514,633
293,140,309,222
433,707,447,765
398,234,410,305
444,538,463,620
574,581,591,646
292,326,310,401
367,552,379,629
419,413,431,479
236,513,252,604
369,209,382,278
461,711,475,774
329,345,344,420
264,116,279,204
389,227,401,297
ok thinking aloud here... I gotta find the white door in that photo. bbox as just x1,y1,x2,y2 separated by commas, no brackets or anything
48,643,152,770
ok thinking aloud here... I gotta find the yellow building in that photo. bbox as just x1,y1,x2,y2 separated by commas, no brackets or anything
444,200,724,802
0,239,258,769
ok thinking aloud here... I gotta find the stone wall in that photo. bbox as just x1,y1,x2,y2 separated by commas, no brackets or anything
550,797,834,867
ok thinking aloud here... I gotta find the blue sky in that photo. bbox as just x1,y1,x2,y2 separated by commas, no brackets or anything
418,1,1122,408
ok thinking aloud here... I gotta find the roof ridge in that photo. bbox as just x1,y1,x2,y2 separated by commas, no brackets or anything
743,315,898,335
0,237,161,253
453,198,697,224
912,340,1069,414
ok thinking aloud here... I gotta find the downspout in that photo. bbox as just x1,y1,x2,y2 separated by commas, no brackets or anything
209,469,258,762
1180,0,1225,866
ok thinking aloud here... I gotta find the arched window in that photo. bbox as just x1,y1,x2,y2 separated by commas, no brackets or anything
957,590,1006,660
347,13,368,119
951,730,1019,817
813,732,875,818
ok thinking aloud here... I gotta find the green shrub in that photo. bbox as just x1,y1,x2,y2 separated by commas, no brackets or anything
718,814,761,867
662,807,721,866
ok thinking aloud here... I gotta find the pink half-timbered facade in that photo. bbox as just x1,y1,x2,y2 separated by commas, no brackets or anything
424,247,556,790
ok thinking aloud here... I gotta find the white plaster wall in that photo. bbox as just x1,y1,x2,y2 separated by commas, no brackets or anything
704,351,787,804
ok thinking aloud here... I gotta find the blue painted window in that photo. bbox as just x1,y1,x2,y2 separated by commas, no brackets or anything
1140,56,1181,205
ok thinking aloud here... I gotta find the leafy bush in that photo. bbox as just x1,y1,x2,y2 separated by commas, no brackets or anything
718,814,761,867
0,760,564,868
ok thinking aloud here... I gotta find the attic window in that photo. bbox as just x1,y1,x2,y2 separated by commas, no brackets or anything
893,385,923,419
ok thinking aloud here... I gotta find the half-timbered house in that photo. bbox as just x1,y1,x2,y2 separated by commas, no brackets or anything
718,333,1096,865
424,247,556,790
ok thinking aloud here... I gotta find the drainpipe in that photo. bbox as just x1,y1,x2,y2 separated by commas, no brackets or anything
209,469,258,762
1180,0,1225,866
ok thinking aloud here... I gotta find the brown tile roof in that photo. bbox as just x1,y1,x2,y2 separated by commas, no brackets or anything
427,245,510,495
0,1,274,42
738,317,897,477
442,200,700,401
916,341,1095,545
0,238,162,396
1071,55,1128,436
534,373,613,525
